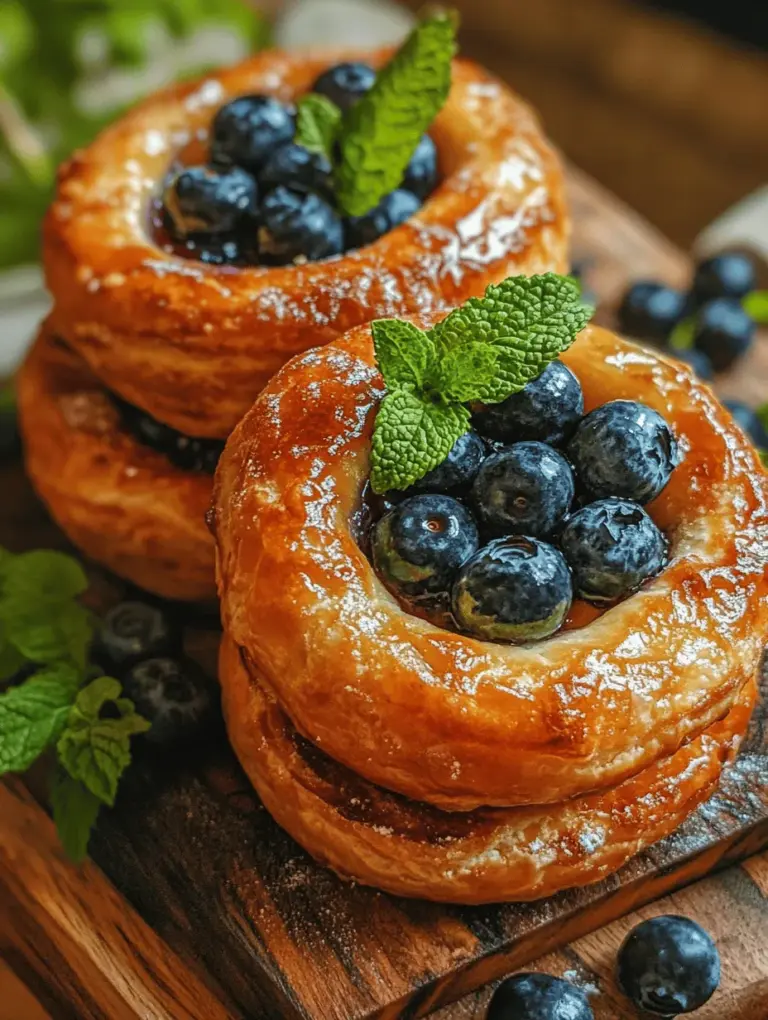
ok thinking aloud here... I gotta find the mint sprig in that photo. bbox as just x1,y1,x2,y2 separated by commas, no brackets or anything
742,290,768,323
295,93,342,161
370,273,593,493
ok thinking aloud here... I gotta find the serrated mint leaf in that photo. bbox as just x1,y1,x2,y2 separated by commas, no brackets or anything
295,93,342,159
51,768,102,864
370,388,469,493
335,10,457,217
429,341,499,403
668,317,695,351
0,665,81,774
0,637,26,681
57,676,149,806
3,600,93,670
742,289,768,323
3,549,88,603
372,318,435,391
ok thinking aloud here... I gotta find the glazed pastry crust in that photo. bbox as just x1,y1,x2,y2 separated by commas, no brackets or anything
213,323,768,811
219,636,755,903
18,324,216,602
44,49,568,438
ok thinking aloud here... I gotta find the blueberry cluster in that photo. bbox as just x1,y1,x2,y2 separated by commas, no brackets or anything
370,361,678,644
114,395,224,474
159,63,437,266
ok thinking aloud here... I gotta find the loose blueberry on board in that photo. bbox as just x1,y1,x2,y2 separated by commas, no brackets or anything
162,165,259,240
692,297,755,371
560,498,667,602
406,430,486,496
452,536,573,643
259,142,333,198
123,656,217,746
372,494,479,599
96,601,178,672
472,360,584,447
487,973,594,1020
669,346,714,381
312,61,376,110
211,95,295,174
723,399,768,448
471,443,575,539
345,189,421,249
617,915,720,1015
617,281,687,342
260,185,344,262
400,134,438,200
567,399,678,504
692,251,757,305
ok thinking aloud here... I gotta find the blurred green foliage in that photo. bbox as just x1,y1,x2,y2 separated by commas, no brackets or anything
0,0,269,268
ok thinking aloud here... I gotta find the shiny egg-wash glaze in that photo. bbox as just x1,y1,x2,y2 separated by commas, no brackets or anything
213,324,768,812
43,49,568,439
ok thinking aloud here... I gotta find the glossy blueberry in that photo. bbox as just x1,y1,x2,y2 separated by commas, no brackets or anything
473,361,584,447
123,657,217,746
487,973,594,1020
163,165,258,240
452,536,572,643
260,185,344,262
312,61,376,110
723,399,768,448
372,494,479,599
692,297,755,371
472,443,574,538
617,915,720,1015
560,498,667,602
345,189,421,249
406,431,486,496
692,251,756,304
401,134,438,200
567,400,678,504
259,142,333,198
211,95,295,174
670,346,714,380
96,602,178,671
618,281,686,342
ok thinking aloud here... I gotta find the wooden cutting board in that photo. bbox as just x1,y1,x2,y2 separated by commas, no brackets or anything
1,167,767,1020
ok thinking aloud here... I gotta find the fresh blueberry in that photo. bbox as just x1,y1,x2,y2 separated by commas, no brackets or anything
163,165,258,241
96,601,179,671
471,443,574,538
617,915,720,1015
372,494,479,599
473,361,584,447
487,973,594,1020
692,297,755,371
723,399,768,448
692,251,756,304
568,400,678,504
345,189,421,249
401,134,438,200
669,346,714,380
452,536,572,643
260,185,344,262
406,431,486,496
211,95,295,174
312,61,376,111
618,281,687,342
560,498,667,602
123,657,217,746
259,142,333,198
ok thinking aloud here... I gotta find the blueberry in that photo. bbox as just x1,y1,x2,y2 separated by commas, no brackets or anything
260,185,344,262
473,361,584,447
669,346,714,380
487,973,594,1020
178,235,252,266
472,443,574,538
723,399,768,448
560,498,667,602
617,915,720,1015
123,657,217,746
96,601,178,671
567,400,678,504
312,61,376,111
401,134,438,200
163,165,258,241
692,297,755,371
211,95,295,174
259,142,333,198
406,431,486,496
167,435,225,474
372,494,479,599
452,536,572,643
117,400,223,473
618,281,687,342
692,251,756,304
345,189,421,249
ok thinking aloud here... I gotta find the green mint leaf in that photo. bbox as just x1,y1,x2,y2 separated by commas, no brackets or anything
429,273,592,404
295,93,342,159
0,636,26,682
2,549,88,603
372,319,435,391
57,676,150,807
51,769,102,864
668,316,696,351
335,10,457,216
370,389,469,493
742,289,768,323
0,665,81,774
3,600,93,670
757,404,768,432
429,341,499,403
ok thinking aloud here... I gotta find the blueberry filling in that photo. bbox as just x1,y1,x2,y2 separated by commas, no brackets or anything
113,394,224,474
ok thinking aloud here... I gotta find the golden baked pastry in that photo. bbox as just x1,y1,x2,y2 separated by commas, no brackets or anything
213,322,768,812
18,324,215,602
43,49,568,439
